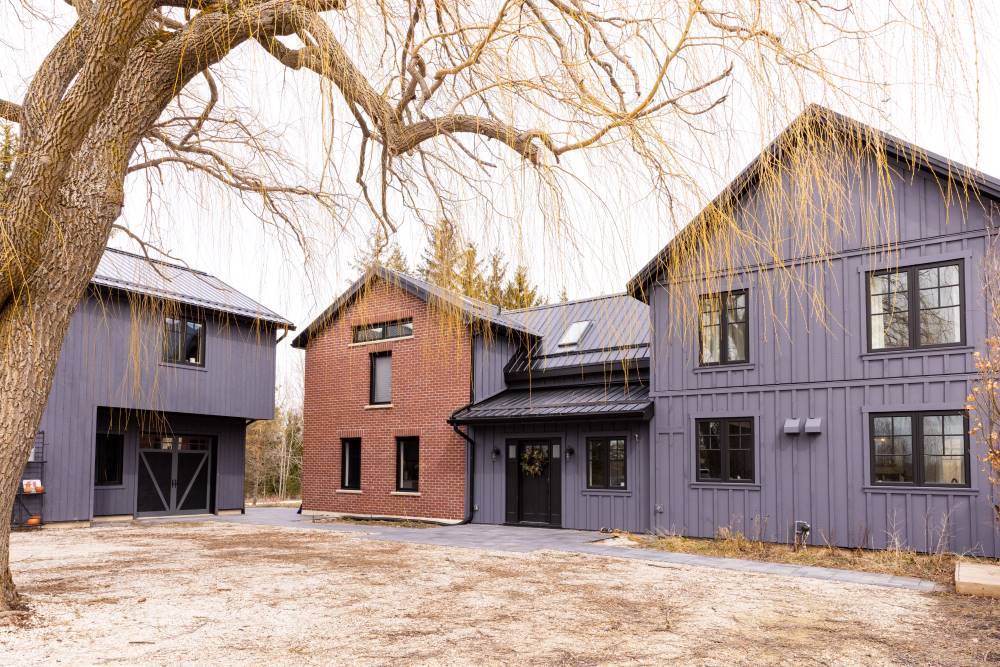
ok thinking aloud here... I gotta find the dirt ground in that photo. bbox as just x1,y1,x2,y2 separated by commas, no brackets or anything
1,521,997,666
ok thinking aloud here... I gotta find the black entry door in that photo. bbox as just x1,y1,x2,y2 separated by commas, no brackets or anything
137,435,212,516
505,439,562,527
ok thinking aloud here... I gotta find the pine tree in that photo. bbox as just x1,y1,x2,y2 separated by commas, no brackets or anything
418,218,462,291
483,252,507,306
502,265,544,309
457,243,486,301
559,287,569,303
351,227,409,274
382,243,410,274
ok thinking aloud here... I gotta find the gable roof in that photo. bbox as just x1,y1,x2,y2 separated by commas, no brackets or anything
93,248,293,327
290,266,541,349
503,293,650,376
627,104,1000,300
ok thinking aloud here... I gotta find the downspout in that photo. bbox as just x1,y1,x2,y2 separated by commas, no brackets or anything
450,412,476,525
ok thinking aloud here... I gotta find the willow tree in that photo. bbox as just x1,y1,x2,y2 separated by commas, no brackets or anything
0,0,982,608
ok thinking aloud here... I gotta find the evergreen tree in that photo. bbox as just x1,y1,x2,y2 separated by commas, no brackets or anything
382,243,410,273
457,243,486,301
351,227,409,274
418,218,462,291
502,265,544,309
559,287,569,303
483,251,507,306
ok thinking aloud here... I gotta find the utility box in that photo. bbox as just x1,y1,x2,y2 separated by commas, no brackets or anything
783,418,803,435
804,417,822,434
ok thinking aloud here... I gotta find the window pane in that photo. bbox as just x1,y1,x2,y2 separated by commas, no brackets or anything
919,306,960,345
872,414,913,483
696,421,721,480
164,318,183,362
869,271,909,350
371,354,392,404
875,454,913,483
177,436,209,451
397,438,419,491
609,438,627,488
726,322,748,362
872,417,892,437
939,265,960,286
183,321,203,364
141,435,173,450
342,439,361,489
917,266,940,289
728,420,754,481
699,295,721,364
587,439,608,488
700,325,720,363
893,416,912,435
924,455,965,485
727,292,747,323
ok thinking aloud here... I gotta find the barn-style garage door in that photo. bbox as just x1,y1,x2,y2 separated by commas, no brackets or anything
136,434,212,516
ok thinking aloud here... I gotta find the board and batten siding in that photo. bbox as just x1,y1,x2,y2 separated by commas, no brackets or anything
37,292,277,522
470,419,651,532
472,333,516,402
649,161,1000,556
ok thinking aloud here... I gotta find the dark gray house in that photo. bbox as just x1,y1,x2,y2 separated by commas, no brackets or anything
451,294,653,532
628,107,1000,557
19,248,291,525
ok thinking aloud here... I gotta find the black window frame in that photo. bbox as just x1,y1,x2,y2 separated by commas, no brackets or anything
869,410,971,488
695,418,755,483
585,436,628,490
352,318,413,344
698,289,749,366
94,432,125,487
162,314,206,367
395,436,419,492
866,260,966,352
369,351,392,405
340,438,361,490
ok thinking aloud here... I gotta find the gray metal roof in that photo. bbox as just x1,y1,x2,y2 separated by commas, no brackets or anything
504,294,649,375
450,383,651,423
291,266,540,348
92,248,293,327
628,104,1000,299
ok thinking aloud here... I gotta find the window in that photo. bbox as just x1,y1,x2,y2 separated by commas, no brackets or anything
94,432,124,486
396,437,419,491
369,351,392,405
586,437,627,489
868,261,963,351
696,419,754,483
341,438,361,490
352,319,413,343
699,291,748,365
871,412,968,486
163,315,205,365
557,320,591,348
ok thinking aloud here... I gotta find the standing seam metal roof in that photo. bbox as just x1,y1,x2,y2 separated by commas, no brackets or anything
450,384,651,423
92,248,293,327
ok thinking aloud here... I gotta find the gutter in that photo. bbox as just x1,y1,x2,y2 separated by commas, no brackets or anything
448,405,477,525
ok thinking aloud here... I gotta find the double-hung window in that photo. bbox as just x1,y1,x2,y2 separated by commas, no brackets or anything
696,419,754,483
868,261,964,351
341,438,361,490
163,315,205,365
699,290,748,365
396,437,419,492
870,412,969,486
369,351,392,405
586,437,627,489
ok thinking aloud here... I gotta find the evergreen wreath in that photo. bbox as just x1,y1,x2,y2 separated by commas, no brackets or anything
520,447,548,477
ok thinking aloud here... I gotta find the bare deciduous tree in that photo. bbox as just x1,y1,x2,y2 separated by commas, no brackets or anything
0,0,982,608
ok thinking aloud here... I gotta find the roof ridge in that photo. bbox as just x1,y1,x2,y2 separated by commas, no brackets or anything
102,247,214,278
504,292,630,313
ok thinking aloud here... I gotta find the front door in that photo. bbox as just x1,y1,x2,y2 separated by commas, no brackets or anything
136,435,213,516
505,439,562,527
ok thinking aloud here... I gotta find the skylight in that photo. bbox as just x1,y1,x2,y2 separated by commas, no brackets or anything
557,320,591,347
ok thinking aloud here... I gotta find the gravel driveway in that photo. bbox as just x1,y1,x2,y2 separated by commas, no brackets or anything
1,520,997,665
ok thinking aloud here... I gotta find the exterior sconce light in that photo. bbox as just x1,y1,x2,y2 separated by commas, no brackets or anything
566,447,575,458
491,447,501,461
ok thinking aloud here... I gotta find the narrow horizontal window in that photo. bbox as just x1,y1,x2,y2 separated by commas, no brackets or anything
586,437,627,489
868,261,964,351
871,411,969,487
696,418,754,483
352,318,413,343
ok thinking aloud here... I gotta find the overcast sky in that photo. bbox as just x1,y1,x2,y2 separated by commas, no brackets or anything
3,2,999,400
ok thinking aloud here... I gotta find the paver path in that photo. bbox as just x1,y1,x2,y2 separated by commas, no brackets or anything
202,507,942,592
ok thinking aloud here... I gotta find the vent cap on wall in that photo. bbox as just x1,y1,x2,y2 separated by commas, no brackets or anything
783,418,803,435
805,417,822,434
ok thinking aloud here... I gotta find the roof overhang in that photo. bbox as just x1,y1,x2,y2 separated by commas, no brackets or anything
449,384,653,425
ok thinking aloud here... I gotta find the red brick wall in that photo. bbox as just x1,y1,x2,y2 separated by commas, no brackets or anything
301,277,472,521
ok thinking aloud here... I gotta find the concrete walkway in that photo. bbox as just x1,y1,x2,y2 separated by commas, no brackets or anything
209,508,942,593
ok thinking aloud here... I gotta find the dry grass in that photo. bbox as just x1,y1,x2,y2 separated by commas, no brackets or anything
625,528,997,587
2,521,999,665
317,516,437,529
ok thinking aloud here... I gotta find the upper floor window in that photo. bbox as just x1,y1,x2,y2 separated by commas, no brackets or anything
164,316,204,366
699,290,748,365
369,351,392,405
586,437,627,489
341,438,361,490
868,261,964,351
696,418,754,483
353,318,413,344
870,411,969,486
